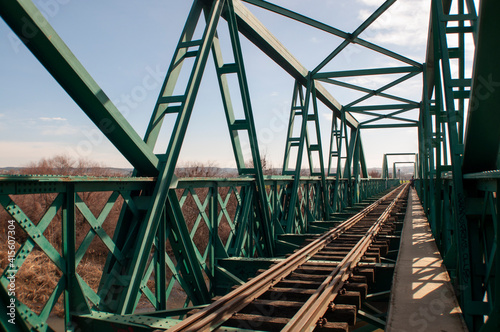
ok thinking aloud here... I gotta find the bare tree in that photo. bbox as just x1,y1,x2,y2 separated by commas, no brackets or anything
246,153,279,175
175,160,231,177
368,170,381,178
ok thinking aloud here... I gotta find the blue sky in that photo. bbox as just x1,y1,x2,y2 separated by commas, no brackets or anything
0,0,435,170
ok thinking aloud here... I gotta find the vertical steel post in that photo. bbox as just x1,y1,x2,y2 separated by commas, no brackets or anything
155,212,167,310
432,0,474,325
109,0,225,314
62,185,90,331
210,0,274,255
283,76,314,232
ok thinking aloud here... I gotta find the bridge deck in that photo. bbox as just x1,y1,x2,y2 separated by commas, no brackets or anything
386,189,467,332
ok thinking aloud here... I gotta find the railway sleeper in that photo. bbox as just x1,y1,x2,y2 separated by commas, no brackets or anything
312,254,348,261
354,268,375,284
372,239,390,247
276,278,323,289
226,291,361,329
255,265,339,278
319,247,381,257
369,244,388,256
334,290,362,309
323,304,357,326
365,251,381,262
221,313,290,331
178,185,408,332
294,264,339,275
343,282,368,298
360,256,378,263
314,321,349,332
348,275,367,284
289,272,333,281
238,299,303,318
325,244,363,250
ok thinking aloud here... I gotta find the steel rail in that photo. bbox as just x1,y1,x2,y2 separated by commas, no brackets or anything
282,183,408,331
166,184,407,332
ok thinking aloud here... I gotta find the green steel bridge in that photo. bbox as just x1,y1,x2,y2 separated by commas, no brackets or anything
0,0,499,331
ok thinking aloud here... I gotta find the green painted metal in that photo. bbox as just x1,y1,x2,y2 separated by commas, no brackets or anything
0,174,396,331
315,66,421,79
143,0,205,149
311,0,398,75
231,0,359,129
3,0,499,330
462,0,500,173
392,162,416,181
318,74,420,108
62,183,90,331
282,77,316,232
0,285,30,332
103,0,226,315
381,153,417,179
281,77,330,232
359,109,419,126
328,110,350,211
431,1,474,326
241,0,421,68
211,0,274,255
416,0,500,330
348,104,419,112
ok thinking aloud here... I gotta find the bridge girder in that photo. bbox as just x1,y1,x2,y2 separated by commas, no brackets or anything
3,0,500,331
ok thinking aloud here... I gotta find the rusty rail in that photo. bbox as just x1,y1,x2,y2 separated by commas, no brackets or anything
166,183,409,331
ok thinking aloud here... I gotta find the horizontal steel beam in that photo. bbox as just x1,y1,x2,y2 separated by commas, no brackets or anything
359,108,418,126
384,153,417,156
0,0,160,175
312,0,397,74
361,116,418,126
347,104,419,112
232,0,359,128
241,0,422,68
315,66,421,79
319,76,420,106
360,123,418,129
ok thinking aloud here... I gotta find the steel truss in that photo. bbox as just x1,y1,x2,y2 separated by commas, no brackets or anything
2,0,498,331
381,153,418,179
0,0,406,330
417,0,500,330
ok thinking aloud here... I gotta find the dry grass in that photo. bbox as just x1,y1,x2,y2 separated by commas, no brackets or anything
0,155,124,316
0,241,63,315
1,155,242,316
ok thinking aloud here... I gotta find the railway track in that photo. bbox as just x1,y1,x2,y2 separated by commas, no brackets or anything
166,184,409,332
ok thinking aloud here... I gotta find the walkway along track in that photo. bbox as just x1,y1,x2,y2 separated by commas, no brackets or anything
166,184,409,332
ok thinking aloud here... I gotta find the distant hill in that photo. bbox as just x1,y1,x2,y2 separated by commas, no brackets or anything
1,166,416,178
0,167,133,176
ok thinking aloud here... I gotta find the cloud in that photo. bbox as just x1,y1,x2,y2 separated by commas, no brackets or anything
310,36,321,44
321,111,333,122
356,0,430,50
357,0,385,7
39,117,67,121
343,75,397,89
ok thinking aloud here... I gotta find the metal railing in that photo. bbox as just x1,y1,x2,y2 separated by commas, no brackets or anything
0,174,398,331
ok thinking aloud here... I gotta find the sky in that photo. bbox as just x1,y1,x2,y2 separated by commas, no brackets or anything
0,0,436,170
